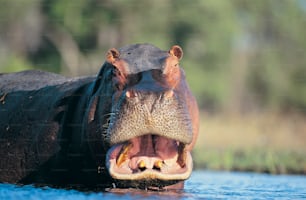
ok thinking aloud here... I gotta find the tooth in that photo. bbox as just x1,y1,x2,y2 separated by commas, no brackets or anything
116,143,133,166
138,160,146,169
177,143,187,167
154,160,163,169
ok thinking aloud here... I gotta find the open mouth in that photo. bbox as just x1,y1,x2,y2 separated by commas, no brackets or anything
106,134,193,182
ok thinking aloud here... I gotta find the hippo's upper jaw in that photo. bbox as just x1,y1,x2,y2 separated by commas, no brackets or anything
101,44,199,189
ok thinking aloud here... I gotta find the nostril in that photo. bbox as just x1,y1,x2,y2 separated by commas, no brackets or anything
126,90,137,98
126,90,132,98
164,90,174,99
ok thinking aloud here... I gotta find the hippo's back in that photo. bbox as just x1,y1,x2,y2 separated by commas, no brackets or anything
0,70,92,93
0,70,95,183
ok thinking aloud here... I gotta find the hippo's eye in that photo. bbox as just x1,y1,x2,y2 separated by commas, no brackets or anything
127,73,142,86
112,67,126,90
151,69,164,82
112,67,121,77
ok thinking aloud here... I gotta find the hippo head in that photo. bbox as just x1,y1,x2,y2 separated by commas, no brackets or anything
86,44,199,189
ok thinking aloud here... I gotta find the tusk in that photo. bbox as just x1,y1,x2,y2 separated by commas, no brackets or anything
116,143,133,166
177,143,187,167
138,160,146,169
154,160,163,169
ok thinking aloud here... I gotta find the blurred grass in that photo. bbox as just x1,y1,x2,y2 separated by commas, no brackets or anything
193,112,306,174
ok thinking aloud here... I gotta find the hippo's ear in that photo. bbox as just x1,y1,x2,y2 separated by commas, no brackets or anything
106,48,120,64
169,45,183,60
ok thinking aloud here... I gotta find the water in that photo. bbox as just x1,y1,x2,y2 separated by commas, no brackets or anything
0,170,305,200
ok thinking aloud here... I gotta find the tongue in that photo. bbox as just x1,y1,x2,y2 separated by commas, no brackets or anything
107,134,186,174
132,135,155,156
154,135,179,159
117,135,180,172
128,135,179,160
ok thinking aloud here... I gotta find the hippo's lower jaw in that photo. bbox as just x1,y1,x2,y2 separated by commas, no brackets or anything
105,134,193,187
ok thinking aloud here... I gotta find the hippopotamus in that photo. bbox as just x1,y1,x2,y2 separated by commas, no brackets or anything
0,44,199,190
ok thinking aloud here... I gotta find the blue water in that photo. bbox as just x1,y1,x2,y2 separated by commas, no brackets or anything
0,171,305,200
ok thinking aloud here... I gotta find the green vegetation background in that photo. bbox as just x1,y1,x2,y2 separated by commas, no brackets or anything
1,0,305,174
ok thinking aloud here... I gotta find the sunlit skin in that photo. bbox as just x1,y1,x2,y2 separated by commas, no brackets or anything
105,44,199,189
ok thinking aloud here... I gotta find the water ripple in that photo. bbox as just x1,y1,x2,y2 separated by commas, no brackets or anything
0,170,305,200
